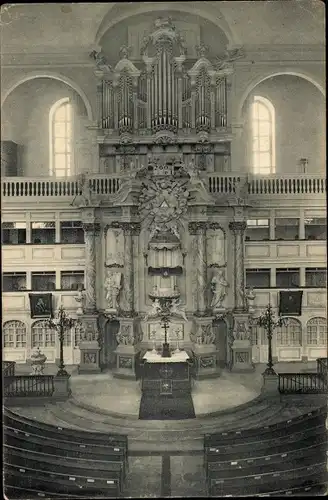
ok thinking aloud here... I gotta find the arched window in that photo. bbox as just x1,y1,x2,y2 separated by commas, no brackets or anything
3,320,27,348
276,318,301,346
307,317,327,345
49,98,73,177
251,96,275,175
31,320,55,348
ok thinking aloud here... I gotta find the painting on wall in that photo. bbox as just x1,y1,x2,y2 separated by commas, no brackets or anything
29,293,53,318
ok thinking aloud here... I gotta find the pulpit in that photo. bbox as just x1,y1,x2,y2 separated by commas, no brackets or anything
141,350,192,396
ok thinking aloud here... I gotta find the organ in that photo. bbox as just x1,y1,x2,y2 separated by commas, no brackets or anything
94,17,238,140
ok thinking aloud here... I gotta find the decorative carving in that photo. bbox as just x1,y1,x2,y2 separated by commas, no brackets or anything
188,221,207,235
119,356,133,369
233,319,250,341
215,48,244,71
200,356,215,369
104,270,122,311
116,324,134,345
191,324,215,345
138,166,190,239
229,177,250,206
211,270,229,309
229,221,247,233
235,351,250,364
145,298,162,320
170,299,188,322
83,223,100,311
207,226,226,267
83,352,97,364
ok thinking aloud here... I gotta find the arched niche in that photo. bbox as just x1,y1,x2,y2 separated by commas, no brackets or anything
240,74,325,175
1,77,90,177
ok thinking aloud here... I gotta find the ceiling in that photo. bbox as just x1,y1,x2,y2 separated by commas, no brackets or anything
0,1,325,56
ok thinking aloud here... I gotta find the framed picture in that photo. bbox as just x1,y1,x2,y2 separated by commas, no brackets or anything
279,291,303,316
29,293,53,318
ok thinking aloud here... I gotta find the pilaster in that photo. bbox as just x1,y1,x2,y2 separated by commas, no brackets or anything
229,221,247,312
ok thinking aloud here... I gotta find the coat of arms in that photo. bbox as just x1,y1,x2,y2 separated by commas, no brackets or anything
138,160,190,239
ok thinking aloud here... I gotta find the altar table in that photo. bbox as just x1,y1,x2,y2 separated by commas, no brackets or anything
141,350,192,396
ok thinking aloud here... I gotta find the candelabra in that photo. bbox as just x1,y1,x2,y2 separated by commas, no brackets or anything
46,306,75,376
253,304,288,375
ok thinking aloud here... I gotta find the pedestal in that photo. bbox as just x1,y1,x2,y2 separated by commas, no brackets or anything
261,371,280,398
78,341,101,374
230,340,255,372
113,344,138,380
53,374,71,400
192,344,220,379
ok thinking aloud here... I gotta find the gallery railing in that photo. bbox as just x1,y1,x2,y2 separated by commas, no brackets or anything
2,361,16,378
316,357,328,386
2,173,326,199
278,372,327,394
4,375,55,397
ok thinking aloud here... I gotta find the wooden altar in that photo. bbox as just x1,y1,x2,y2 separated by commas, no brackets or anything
141,350,192,396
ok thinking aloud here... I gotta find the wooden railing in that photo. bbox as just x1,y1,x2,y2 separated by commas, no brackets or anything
4,375,55,397
2,361,16,378
278,372,327,394
2,173,325,199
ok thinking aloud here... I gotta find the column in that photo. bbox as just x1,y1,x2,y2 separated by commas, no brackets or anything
188,222,208,314
120,222,141,316
299,209,305,240
229,221,246,311
96,81,103,128
269,210,275,240
26,213,31,244
82,222,100,312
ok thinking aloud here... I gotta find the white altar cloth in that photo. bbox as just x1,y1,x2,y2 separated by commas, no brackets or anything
143,350,190,363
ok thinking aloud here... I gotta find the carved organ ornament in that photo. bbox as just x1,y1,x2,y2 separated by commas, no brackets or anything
95,18,240,135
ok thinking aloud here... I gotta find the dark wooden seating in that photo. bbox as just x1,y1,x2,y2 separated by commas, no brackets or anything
3,407,129,497
4,484,110,499
205,406,327,497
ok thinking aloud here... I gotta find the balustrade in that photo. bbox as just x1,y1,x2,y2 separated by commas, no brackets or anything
278,372,326,393
3,361,16,378
2,173,325,199
4,375,54,397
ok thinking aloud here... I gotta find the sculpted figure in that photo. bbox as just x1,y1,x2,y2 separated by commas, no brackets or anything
145,299,162,320
211,270,229,309
104,271,122,310
75,172,92,206
170,299,188,322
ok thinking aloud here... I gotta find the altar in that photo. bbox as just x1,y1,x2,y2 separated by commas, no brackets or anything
141,350,192,396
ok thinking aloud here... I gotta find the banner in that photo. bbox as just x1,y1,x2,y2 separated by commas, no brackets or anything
29,293,53,318
279,291,303,316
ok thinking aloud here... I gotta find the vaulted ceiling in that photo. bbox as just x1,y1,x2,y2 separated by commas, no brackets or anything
0,1,325,56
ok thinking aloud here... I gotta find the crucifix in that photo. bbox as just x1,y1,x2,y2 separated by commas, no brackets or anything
161,319,171,358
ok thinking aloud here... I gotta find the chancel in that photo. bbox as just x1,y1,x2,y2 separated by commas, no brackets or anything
1,2,327,499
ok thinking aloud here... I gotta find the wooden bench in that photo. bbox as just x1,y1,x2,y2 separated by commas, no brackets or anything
204,409,326,449
208,462,327,496
5,463,121,497
4,445,125,493
3,408,128,450
206,441,326,477
4,425,126,468
4,484,110,499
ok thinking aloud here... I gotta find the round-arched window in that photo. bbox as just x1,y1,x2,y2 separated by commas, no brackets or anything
31,320,55,348
276,318,301,346
3,320,27,348
307,317,327,345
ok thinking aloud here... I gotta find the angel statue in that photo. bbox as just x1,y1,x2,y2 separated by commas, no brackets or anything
170,299,188,322
71,171,92,207
211,270,229,309
145,299,162,320
89,50,112,72
104,271,122,310
216,48,244,71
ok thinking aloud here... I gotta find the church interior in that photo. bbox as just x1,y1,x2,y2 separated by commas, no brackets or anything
1,1,327,498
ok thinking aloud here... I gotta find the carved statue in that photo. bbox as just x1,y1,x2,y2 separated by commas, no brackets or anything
170,299,188,322
234,320,250,341
72,172,92,207
104,271,122,310
116,325,134,345
145,299,162,320
210,270,229,309
74,289,84,315
90,50,112,72
245,286,256,312
216,48,244,71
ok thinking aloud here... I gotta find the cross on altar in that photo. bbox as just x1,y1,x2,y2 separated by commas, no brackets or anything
162,321,169,344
